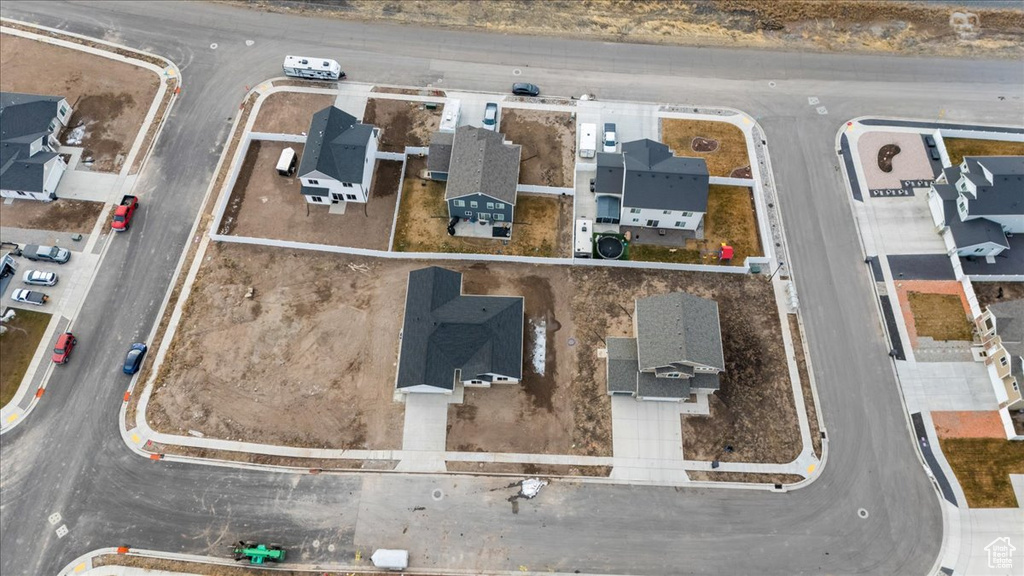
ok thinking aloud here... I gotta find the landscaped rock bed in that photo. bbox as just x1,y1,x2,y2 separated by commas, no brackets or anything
877,143,901,173
692,136,719,152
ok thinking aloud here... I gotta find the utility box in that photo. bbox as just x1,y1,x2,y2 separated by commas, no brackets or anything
439,99,461,133
371,549,409,571
276,147,297,176
574,218,594,258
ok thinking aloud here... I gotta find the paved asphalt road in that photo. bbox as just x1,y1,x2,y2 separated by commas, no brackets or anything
1,2,1022,575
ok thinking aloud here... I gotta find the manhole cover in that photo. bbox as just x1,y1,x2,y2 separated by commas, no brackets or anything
431,489,444,501
210,43,218,50
567,337,576,346
327,544,336,552
312,539,320,548
857,508,869,519
768,81,777,88
512,68,522,76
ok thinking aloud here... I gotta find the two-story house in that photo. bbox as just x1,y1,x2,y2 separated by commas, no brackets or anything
606,292,725,402
928,156,1024,258
0,92,73,202
297,106,379,206
594,139,710,231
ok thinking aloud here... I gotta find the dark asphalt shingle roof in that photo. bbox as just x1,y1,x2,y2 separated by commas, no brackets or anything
0,92,64,193
635,292,725,372
595,152,624,195
396,267,524,391
606,337,639,393
621,139,709,212
989,299,1024,344
636,372,690,399
427,131,454,174
690,372,721,391
943,199,1009,250
957,156,1024,217
298,106,374,184
445,126,520,204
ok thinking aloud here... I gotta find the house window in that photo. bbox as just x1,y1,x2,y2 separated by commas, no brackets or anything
478,213,491,221
974,248,985,253
486,202,495,209
1000,357,1009,366
496,376,508,381
662,210,672,215
454,200,465,207
666,373,679,378
495,203,505,209
682,212,693,217
310,196,323,203
494,213,504,221
48,121,56,132
470,201,478,208
308,179,319,185
675,221,683,227
345,194,357,200
632,218,639,223
630,208,641,214
59,105,68,116
342,182,354,188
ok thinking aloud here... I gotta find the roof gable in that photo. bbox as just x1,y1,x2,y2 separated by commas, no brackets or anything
298,106,374,182
619,139,709,212
635,292,724,371
444,126,521,204
957,156,1024,217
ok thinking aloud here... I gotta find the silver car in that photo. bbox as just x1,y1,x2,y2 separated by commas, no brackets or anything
23,270,58,286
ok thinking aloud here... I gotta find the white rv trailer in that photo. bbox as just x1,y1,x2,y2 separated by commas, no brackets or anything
282,55,343,80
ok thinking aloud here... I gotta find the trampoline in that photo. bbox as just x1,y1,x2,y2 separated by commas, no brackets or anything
596,235,625,259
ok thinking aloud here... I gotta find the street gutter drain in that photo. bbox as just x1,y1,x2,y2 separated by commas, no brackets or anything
857,508,869,519
432,489,444,501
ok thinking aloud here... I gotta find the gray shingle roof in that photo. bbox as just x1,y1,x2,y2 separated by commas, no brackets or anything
690,372,721,391
396,267,524,391
635,292,725,371
298,106,374,184
595,152,624,195
620,139,709,212
636,372,690,399
943,199,1009,249
989,299,1024,344
427,131,453,174
445,126,520,204
0,92,64,193
606,337,639,393
958,156,1024,217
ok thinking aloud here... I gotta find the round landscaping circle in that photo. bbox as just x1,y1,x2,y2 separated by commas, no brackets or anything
858,508,869,519
691,136,719,153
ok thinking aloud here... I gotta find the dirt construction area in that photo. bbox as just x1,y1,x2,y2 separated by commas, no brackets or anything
498,108,575,187
251,91,336,134
218,140,400,250
0,198,105,234
0,33,160,172
361,97,442,152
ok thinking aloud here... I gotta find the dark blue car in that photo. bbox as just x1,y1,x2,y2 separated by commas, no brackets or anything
123,343,148,375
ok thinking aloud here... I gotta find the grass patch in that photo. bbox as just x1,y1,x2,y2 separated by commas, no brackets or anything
660,119,750,177
699,185,761,262
0,309,52,407
629,243,700,263
907,292,973,341
939,438,1024,508
943,138,1024,167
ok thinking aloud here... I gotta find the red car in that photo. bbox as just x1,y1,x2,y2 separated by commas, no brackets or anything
52,332,77,364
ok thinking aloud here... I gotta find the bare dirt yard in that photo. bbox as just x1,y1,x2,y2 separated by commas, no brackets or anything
251,91,336,134
943,138,1024,167
973,282,1024,310
0,198,104,234
907,292,973,342
0,33,160,172
218,140,400,250
361,98,441,152
393,158,572,256
660,119,750,177
498,108,575,187
147,243,411,450
0,309,51,407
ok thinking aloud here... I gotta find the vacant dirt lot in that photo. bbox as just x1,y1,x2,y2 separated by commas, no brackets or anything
498,108,575,187
218,140,400,250
0,198,105,234
446,264,579,455
0,34,160,172
251,91,336,134
147,243,410,450
943,138,1024,167
973,282,1024,310
660,119,750,177
393,158,572,256
0,309,51,407
362,98,441,152
939,438,1024,508
907,292,973,342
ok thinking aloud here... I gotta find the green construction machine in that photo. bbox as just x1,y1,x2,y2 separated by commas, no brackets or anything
231,541,286,564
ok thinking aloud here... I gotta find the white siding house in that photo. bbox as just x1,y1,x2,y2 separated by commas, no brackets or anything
0,92,73,202
297,106,379,206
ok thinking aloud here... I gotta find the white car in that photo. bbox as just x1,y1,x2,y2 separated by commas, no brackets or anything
603,123,617,153
11,288,48,306
23,270,58,286
482,102,498,131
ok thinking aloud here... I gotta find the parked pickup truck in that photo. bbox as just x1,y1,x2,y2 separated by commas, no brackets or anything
11,288,49,306
111,195,138,231
23,244,70,264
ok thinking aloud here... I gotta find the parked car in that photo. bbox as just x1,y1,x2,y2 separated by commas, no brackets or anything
52,332,77,364
603,123,617,153
23,270,58,286
511,82,540,97
123,343,148,375
111,195,138,231
23,244,70,264
11,288,48,306
482,102,498,131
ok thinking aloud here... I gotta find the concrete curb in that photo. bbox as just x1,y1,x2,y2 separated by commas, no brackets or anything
0,18,181,435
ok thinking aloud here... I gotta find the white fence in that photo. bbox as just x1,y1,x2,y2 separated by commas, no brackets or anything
376,151,406,161
708,176,755,187
249,132,305,143
517,184,574,196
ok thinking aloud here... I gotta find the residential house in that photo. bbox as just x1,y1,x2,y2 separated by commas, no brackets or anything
0,92,73,202
594,139,709,231
432,126,520,233
297,106,379,206
928,156,1024,258
395,266,524,394
975,300,1024,413
606,292,725,402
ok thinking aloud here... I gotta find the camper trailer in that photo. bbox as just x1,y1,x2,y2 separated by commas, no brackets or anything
574,218,594,258
276,147,297,176
282,56,344,80
439,99,461,133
